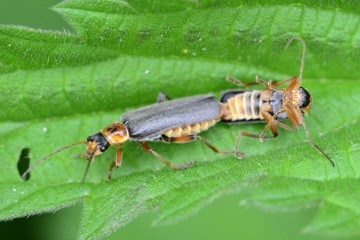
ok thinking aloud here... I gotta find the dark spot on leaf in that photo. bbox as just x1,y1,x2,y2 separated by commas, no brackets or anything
17,148,31,181
184,29,203,44
137,29,153,43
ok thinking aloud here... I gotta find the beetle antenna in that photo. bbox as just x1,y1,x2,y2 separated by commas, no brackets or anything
82,160,92,183
302,121,334,167
21,141,88,180
285,37,307,84
81,150,96,183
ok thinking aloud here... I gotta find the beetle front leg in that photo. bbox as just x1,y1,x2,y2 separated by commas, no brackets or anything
237,111,279,143
238,109,294,146
107,161,116,181
139,142,193,169
258,109,291,142
107,147,123,181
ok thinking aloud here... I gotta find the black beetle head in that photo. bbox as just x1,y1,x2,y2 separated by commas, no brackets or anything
299,87,312,114
85,132,110,160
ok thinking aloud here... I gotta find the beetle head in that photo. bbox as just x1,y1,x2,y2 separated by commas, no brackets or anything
299,87,312,115
85,123,129,160
85,132,110,160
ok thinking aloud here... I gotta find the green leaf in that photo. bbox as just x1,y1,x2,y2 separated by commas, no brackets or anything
1,0,360,239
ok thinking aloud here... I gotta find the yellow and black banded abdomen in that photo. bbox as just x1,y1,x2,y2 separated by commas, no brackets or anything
220,90,264,122
162,119,218,138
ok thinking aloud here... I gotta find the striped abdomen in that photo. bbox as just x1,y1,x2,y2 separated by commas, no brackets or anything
162,119,218,138
220,90,264,122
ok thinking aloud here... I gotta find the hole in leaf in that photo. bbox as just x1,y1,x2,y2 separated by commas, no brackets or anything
17,148,31,181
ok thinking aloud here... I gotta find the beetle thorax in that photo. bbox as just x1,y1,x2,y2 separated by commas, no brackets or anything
101,123,129,146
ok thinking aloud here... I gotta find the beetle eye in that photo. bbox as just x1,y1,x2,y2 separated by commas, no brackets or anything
87,136,94,142
299,87,311,108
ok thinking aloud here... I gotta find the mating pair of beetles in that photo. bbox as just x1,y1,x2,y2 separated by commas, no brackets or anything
23,37,334,182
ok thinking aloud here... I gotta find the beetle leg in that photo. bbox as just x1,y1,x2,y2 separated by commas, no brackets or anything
256,76,299,89
233,111,279,158
157,92,172,103
162,135,196,143
227,75,287,91
194,135,236,156
239,132,276,139
164,135,238,159
226,76,261,87
116,146,123,167
234,109,281,155
259,108,293,142
107,147,124,181
139,142,193,169
255,75,272,86
276,121,297,131
227,75,296,90
227,75,285,92
107,161,116,181
271,77,295,88
255,76,287,92
226,75,276,87
231,131,275,160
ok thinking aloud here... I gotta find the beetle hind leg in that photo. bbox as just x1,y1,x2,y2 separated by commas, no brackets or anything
195,135,235,156
140,142,193,169
164,135,236,158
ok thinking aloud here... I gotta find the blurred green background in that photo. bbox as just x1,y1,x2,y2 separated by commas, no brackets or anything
0,1,357,239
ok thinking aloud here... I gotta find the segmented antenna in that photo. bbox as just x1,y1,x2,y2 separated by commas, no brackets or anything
81,150,98,183
81,160,92,183
285,37,307,84
21,141,88,180
302,121,335,167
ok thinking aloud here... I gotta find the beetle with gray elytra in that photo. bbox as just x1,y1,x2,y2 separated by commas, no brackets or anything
22,95,233,182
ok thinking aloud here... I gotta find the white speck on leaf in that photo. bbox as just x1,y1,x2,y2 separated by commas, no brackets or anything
239,199,247,206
